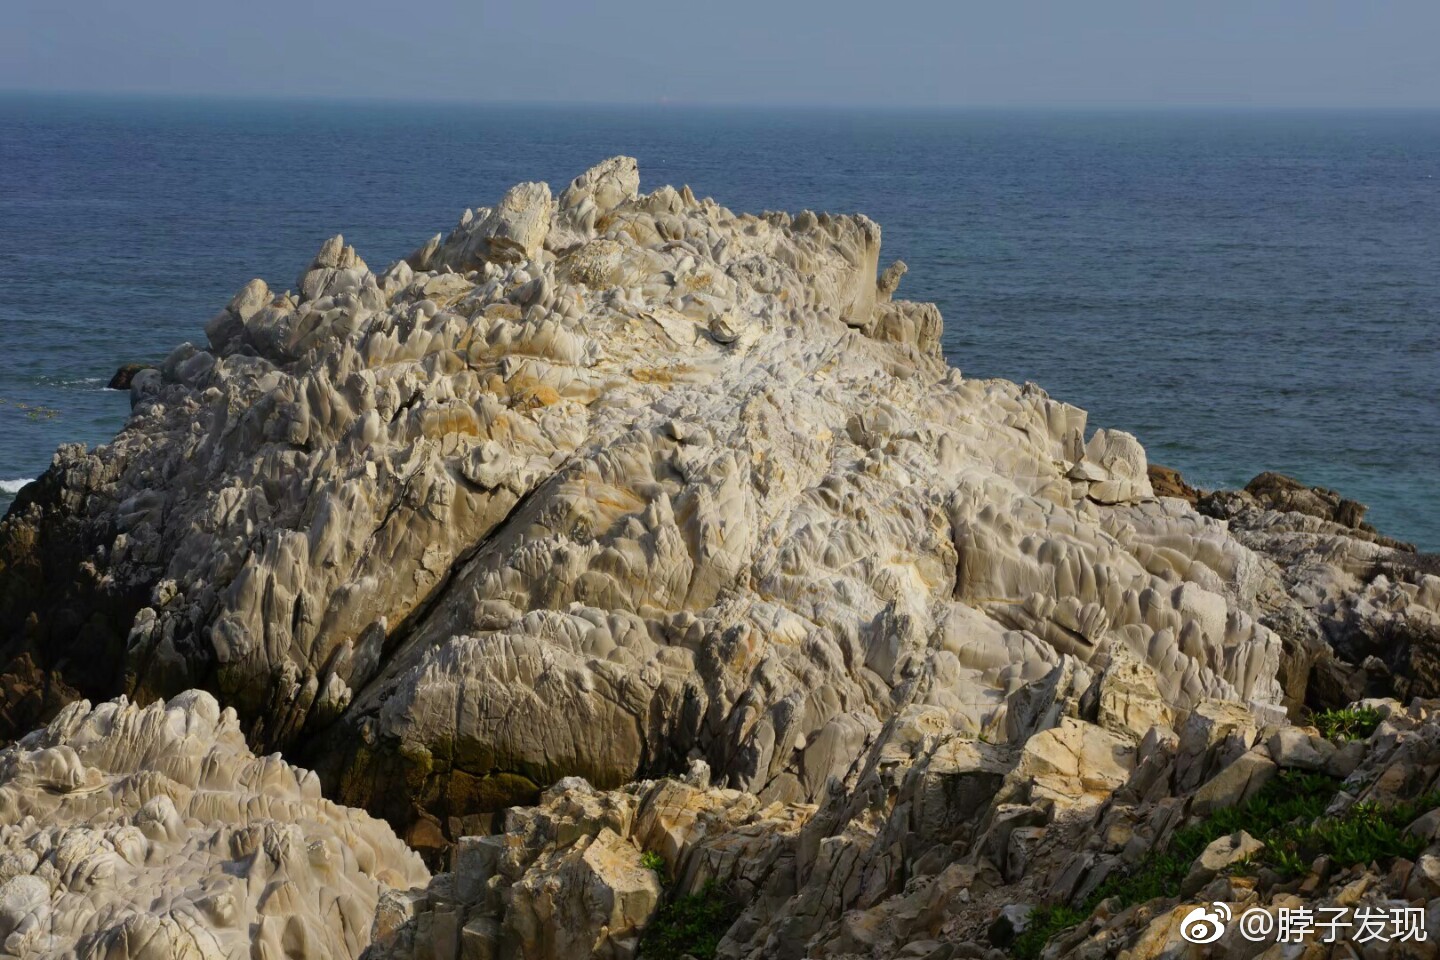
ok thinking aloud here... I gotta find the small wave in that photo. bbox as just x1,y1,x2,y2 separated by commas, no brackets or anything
0,479,34,494
25,377,108,388
33,376,106,387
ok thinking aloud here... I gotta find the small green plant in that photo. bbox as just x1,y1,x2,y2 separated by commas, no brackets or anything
1313,706,1383,742
1010,772,1440,959
1010,772,1336,960
1262,793,1440,878
639,880,741,960
641,849,667,876
1269,846,1308,879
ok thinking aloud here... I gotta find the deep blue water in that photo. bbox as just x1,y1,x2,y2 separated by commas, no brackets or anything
1,95,1437,548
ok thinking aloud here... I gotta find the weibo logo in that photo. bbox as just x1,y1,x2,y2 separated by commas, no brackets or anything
1180,902,1232,944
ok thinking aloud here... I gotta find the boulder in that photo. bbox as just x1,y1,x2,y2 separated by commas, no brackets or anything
1007,717,1135,810
1078,429,1154,504
1265,726,1337,771
1190,749,1277,815
505,828,661,960
478,181,554,264
1173,700,1260,793
1086,652,1173,742
1181,830,1265,896
106,362,156,390
1147,463,1199,503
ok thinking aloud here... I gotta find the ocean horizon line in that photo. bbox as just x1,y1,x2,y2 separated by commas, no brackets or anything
5,87,1440,115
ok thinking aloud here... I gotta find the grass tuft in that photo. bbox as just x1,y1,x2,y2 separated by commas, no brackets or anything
1010,771,1439,959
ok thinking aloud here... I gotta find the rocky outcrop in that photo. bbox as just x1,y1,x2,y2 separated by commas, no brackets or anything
1232,472,1376,534
0,691,427,959
366,769,807,960
381,695,1440,960
106,364,156,391
0,159,1297,846
1146,463,1198,504
1022,697,1440,960
2,159,1438,960
1195,471,1440,711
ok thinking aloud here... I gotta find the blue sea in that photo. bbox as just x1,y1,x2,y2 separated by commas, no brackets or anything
1,95,1437,549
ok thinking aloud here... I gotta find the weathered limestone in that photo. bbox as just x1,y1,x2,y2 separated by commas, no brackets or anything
368,771,809,960
1,158,1437,960
0,158,1300,844
0,692,427,959
1197,472,1440,710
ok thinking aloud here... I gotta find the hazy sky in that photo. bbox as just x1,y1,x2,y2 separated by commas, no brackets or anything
4,0,1439,107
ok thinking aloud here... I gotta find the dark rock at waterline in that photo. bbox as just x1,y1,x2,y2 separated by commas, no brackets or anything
1147,463,1200,503
1151,464,1378,537
1192,468,1370,530
1197,469,1414,551
1173,464,1438,713
107,363,156,390
0,462,149,742
1244,470,1370,529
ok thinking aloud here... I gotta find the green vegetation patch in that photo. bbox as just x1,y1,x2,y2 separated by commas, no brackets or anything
641,849,667,880
1313,706,1383,742
1263,794,1436,879
639,879,742,960
1011,771,1438,959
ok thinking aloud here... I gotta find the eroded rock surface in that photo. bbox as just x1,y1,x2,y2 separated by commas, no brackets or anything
1,159,1438,960
0,691,427,959
366,770,799,960
384,694,1440,960
1197,473,1440,710
0,159,1307,845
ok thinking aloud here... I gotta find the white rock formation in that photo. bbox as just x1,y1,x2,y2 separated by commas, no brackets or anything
0,692,426,959
0,158,1304,842
0,157,1436,960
